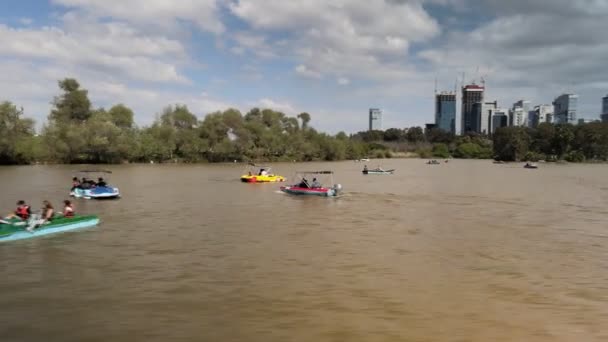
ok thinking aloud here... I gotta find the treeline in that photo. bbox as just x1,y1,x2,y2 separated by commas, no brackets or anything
2,78,607,165
351,127,493,159
493,123,608,162
1,78,377,164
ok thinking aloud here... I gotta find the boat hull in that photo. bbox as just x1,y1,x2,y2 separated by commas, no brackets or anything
71,186,120,199
241,175,286,183
362,169,394,175
0,216,99,242
280,186,338,197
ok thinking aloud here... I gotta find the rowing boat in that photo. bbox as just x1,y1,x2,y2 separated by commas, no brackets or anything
0,215,100,242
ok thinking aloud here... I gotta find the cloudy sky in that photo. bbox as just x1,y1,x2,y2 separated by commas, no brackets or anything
1,0,607,133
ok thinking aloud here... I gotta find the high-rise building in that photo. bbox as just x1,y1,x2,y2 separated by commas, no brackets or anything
491,109,508,133
369,108,382,131
509,107,528,127
461,84,484,134
509,100,531,127
530,104,554,127
553,94,578,124
602,94,608,123
435,92,456,134
472,101,497,135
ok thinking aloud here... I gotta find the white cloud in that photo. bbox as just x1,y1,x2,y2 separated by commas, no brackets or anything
337,77,350,86
0,20,189,83
19,18,33,25
230,0,440,82
231,32,276,58
294,64,322,79
255,98,297,114
52,0,225,34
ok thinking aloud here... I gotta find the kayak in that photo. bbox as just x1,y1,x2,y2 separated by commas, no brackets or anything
0,215,100,242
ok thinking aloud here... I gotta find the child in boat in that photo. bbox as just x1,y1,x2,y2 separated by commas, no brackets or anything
62,200,75,218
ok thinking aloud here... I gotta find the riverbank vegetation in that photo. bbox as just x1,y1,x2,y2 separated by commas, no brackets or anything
1,78,607,164
493,124,608,162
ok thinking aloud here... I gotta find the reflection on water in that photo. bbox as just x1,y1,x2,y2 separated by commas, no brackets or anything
1,160,608,341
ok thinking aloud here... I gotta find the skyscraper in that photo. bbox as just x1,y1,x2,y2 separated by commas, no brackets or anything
461,84,484,134
510,100,531,127
553,94,578,124
491,109,508,133
369,108,382,131
435,92,456,134
472,101,497,135
602,94,608,123
531,105,554,127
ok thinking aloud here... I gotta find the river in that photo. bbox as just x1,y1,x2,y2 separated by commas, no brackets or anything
1,160,607,341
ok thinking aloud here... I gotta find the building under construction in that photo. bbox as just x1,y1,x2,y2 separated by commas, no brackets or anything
461,84,485,134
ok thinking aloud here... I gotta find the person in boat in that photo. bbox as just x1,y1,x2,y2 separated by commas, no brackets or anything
5,200,31,220
97,177,107,187
259,168,268,176
71,177,81,190
248,171,252,176
41,201,54,223
311,178,321,188
26,200,55,232
298,177,309,188
80,177,91,189
62,200,75,218
363,165,368,172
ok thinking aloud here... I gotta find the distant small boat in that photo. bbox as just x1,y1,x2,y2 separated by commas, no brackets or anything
362,168,394,175
524,163,538,169
427,160,441,165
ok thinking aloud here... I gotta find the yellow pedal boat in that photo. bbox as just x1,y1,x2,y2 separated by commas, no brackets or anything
240,165,286,183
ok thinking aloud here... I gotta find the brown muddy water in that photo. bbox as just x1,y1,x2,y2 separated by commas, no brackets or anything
0,160,607,341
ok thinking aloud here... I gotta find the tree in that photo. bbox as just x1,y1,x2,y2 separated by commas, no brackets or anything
493,127,530,161
383,128,404,141
432,143,450,158
405,126,425,143
109,104,134,129
0,101,36,164
297,112,311,129
50,78,92,123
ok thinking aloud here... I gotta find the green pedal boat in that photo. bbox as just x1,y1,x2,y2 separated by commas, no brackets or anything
0,215,100,242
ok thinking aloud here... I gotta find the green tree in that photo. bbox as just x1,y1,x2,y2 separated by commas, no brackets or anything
405,126,425,143
50,78,92,123
493,127,530,161
0,102,36,164
432,143,450,158
109,104,135,129
297,112,311,129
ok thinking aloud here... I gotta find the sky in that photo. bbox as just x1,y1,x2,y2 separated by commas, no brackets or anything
1,0,607,133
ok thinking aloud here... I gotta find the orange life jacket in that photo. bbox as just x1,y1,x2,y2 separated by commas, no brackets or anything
16,205,30,220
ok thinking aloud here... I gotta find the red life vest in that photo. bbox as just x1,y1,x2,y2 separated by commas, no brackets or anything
16,205,30,220
63,205,74,218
